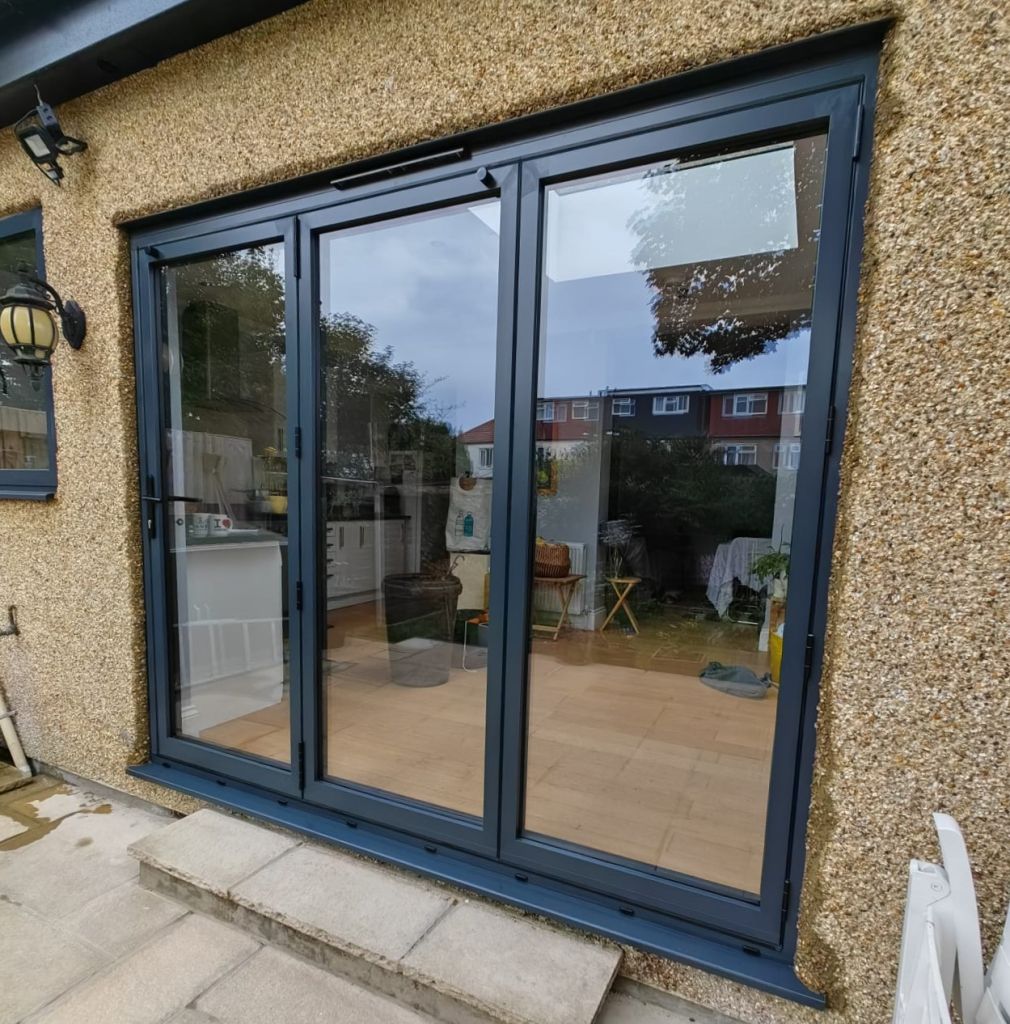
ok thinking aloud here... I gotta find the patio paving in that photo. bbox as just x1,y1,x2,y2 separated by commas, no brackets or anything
0,772,734,1024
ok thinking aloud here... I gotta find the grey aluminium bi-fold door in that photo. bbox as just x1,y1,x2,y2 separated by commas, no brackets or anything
133,52,874,968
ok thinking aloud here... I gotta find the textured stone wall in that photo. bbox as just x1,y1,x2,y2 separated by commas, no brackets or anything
0,2,1007,1021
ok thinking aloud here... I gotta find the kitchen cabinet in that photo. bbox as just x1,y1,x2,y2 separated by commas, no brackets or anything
326,517,410,607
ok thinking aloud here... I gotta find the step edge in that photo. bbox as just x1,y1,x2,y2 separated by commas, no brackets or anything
140,860,603,1024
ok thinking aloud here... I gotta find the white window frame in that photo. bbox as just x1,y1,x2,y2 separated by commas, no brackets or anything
479,446,493,468
652,394,690,415
778,389,806,414
773,442,802,470
571,400,600,421
722,392,768,417
612,397,636,417
537,401,553,421
717,443,758,466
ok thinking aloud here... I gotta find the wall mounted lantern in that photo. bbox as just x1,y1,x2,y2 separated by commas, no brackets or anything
14,91,87,185
0,269,86,382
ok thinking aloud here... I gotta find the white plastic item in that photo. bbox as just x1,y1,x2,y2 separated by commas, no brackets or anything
893,813,986,1024
976,904,1010,1024
0,686,30,777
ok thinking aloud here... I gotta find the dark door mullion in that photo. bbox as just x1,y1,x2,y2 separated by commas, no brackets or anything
498,85,864,946
141,220,303,798
298,167,521,857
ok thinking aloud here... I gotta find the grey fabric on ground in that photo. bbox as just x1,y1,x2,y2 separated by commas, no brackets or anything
698,661,772,699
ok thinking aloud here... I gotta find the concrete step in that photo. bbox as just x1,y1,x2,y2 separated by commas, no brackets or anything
0,763,32,793
129,808,622,1024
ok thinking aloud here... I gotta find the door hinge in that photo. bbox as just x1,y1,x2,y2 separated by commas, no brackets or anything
824,404,836,455
297,741,305,789
295,581,303,610
853,103,865,161
803,634,816,682
294,426,302,459
782,879,792,922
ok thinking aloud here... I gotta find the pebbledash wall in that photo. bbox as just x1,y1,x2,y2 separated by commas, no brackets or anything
0,1,1007,1021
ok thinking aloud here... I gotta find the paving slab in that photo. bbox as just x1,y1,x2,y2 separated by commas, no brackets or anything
0,900,107,1024
129,808,299,897
166,1012,222,1024
62,878,188,959
28,913,260,1024
402,901,622,1024
0,810,27,842
601,981,744,1024
197,945,437,1024
600,992,700,1024
0,802,168,917
232,843,453,962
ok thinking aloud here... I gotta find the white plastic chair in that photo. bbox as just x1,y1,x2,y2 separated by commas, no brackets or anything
893,813,1009,1024
976,904,1010,1024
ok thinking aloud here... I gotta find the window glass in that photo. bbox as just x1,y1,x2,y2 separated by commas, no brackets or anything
318,199,501,819
160,243,292,765
523,134,826,895
0,227,51,473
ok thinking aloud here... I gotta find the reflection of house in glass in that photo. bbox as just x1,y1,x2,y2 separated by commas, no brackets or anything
460,383,804,475
459,381,803,633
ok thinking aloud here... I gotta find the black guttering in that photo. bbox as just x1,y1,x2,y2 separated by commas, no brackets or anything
0,0,308,130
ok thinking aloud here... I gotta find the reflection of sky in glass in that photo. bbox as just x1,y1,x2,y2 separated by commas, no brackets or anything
541,271,810,398
322,202,502,434
321,148,813,437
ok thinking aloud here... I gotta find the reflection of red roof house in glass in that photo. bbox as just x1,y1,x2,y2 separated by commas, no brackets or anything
459,385,805,473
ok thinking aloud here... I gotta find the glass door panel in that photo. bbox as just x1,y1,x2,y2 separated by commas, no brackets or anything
522,135,827,895
159,242,292,765
318,199,502,819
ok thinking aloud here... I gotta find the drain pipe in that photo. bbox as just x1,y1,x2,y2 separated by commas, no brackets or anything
0,606,31,777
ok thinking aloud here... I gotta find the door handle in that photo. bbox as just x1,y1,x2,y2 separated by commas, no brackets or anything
141,477,161,539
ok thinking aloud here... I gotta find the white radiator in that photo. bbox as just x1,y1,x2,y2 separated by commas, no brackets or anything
533,542,590,616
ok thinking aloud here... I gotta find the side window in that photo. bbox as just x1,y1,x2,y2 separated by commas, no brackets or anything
0,211,56,499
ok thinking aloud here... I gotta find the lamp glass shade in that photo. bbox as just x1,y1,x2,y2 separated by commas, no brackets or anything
0,302,57,363
21,130,54,160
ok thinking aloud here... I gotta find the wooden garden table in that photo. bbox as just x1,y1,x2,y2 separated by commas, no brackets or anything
599,576,641,635
531,574,585,641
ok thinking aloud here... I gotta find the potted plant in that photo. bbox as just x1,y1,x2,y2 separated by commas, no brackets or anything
750,548,789,601
260,445,288,514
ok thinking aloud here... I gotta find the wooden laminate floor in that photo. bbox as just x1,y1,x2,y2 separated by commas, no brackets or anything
198,602,776,894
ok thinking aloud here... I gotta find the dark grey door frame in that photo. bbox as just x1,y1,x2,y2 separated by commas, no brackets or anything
499,84,863,946
129,30,881,984
134,216,304,796
296,166,521,857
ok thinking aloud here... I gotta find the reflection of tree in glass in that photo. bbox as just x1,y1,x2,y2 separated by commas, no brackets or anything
628,139,824,372
609,432,774,541
322,312,460,483
176,246,287,418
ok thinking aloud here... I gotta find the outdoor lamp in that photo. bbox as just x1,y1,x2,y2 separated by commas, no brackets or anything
14,92,87,185
0,270,86,381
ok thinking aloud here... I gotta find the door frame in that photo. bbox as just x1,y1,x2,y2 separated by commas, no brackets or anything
129,30,882,985
134,216,304,796
296,166,520,857
499,85,862,945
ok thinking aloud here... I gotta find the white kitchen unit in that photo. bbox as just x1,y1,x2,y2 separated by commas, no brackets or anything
325,517,411,608
173,538,285,734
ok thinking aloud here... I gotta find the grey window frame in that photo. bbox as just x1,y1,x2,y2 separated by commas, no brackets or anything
0,209,57,500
